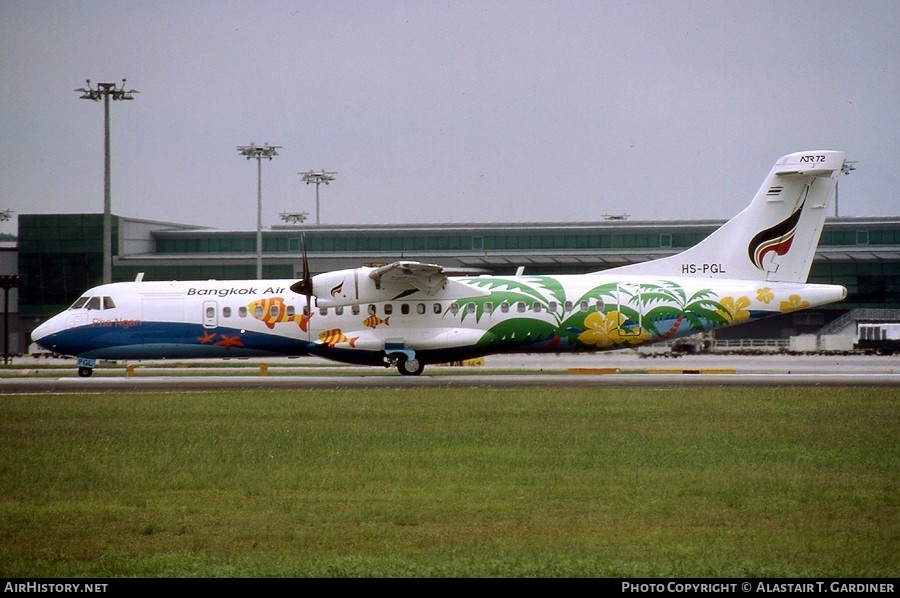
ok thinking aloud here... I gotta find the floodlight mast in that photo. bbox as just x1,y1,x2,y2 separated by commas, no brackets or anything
75,79,138,285
280,212,309,224
835,161,857,217
237,143,281,279
299,170,336,225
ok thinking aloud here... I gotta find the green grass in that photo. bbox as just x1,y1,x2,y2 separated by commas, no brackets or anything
0,387,896,577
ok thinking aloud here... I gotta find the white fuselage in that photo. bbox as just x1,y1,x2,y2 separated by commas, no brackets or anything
31,274,846,368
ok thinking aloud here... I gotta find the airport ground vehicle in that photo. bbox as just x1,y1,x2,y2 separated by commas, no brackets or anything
855,323,900,355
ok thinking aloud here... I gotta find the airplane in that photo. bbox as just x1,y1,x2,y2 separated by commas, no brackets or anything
31,150,849,377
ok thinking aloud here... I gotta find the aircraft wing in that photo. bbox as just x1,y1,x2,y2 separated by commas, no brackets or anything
369,261,448,295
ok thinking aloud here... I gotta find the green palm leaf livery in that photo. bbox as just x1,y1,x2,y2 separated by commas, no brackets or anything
457,276,568,324
474,318,559,350
452,277,732,350
575,281,620,307
638,283,729,337
452,276,567,349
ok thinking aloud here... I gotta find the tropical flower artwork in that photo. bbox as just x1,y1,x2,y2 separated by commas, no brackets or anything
447,276,802,352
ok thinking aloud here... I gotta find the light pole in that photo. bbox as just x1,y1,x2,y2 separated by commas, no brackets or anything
299,170,337,224
75,79,138,285
835,161,857,217
238,143,280,279
1,275,22,365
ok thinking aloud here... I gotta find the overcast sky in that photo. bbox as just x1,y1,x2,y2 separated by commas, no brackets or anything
1,0,897,235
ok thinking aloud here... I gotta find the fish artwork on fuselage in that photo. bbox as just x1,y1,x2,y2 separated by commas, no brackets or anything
31,150,850,376
246,296,312,331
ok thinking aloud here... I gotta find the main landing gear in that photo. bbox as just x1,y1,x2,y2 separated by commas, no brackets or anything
395,354,425,376
384,346,426,376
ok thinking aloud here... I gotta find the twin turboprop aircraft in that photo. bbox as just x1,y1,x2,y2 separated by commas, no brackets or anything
32,150,850,376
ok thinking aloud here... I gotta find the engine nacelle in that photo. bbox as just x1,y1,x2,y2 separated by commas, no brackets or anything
310,268,389,307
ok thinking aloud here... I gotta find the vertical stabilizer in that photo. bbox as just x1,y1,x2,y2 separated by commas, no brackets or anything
600,150,846,283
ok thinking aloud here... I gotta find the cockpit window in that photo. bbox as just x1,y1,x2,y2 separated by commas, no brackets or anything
70,296,116,310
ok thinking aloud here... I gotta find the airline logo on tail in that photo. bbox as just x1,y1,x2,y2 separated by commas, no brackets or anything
747,199,804,271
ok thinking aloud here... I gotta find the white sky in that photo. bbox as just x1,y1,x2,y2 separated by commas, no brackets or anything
1,0,898,234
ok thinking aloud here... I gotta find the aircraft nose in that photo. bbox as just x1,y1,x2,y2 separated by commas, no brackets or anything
31,319,57,348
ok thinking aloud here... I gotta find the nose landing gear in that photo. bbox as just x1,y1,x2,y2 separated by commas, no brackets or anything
76,357,95,378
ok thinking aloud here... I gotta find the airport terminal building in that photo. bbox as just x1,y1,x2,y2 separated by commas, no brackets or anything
7,212,900,353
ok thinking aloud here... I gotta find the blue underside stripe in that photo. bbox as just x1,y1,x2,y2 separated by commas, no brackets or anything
41,323,313,360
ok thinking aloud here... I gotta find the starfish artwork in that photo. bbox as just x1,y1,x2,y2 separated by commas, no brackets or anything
213,335,245,350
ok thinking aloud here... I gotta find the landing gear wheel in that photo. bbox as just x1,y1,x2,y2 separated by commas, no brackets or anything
396,355,425,376
78,367,93,378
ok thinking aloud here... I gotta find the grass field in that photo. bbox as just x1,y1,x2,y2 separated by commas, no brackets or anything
0,386,896,578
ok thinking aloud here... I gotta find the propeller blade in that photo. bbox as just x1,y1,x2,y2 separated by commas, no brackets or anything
302,230,310,289
289,232,313,339
289,232,311,294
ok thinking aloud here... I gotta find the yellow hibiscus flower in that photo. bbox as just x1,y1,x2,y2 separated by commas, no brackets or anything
578,310,651,347
717,296,751,324
756,287,774,304
779,294,810,313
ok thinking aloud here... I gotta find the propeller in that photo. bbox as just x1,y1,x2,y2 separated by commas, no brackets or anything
289,232,313,337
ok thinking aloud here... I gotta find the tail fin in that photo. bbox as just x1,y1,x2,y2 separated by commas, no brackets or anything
601,150,846,283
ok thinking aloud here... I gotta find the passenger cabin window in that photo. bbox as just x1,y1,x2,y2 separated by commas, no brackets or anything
433,303,442,314
516,302,526,313
384,304,393,315
548,301,558,312
500,301,510,313
223,307,232,318
239,306,248,318
286,306,295,317
351,305,360,315
206,307,215,319
417,303,426,315
270,305,280,319
254,305,264,318
401,304,410,315
368,304,377,315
